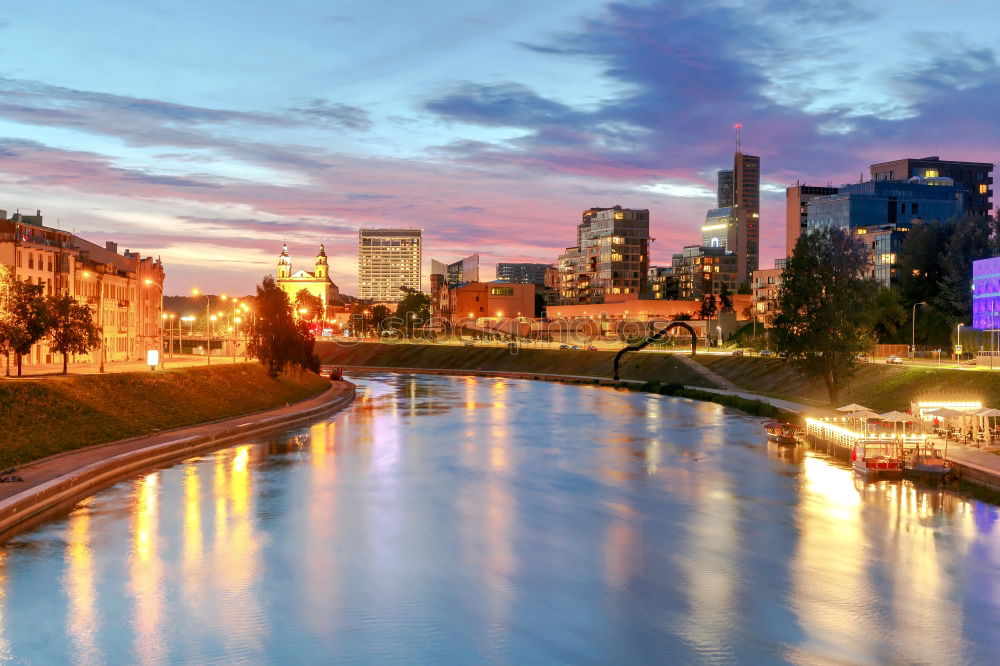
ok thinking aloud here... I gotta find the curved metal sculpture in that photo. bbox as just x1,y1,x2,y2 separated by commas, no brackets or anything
612,321,697,380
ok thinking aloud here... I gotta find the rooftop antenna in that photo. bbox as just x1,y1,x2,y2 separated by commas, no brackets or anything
734,123,743,153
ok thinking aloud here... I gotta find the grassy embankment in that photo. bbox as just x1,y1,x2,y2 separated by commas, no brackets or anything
318,342,789,419
696,355,1000,412
0,364,329,469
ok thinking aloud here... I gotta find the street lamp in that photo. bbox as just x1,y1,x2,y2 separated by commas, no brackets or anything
145,278,165,367
957,322,964,368
911,301,926,359
716,325,723,347
193,287,212,364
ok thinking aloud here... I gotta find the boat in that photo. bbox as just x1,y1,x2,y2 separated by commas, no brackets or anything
851,440,903,478
763,421,803,445
902,446,952,482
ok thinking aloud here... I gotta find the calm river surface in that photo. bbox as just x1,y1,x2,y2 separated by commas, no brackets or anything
1,373,999,664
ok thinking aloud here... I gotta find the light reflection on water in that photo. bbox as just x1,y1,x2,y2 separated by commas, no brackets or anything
0,373,998,663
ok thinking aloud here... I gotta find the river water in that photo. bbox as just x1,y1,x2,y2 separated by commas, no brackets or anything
0,373,998,664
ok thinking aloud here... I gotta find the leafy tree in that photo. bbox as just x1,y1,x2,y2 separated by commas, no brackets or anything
47,293,100,374
718,284,735,313
772,227,875,405
698,293,717,320
0,266,15,376
935,213,994,324
737,281,752,295
2,278,50,377
294,289,324,321
862,287,907,343
247,275,317,376
394,287,431,334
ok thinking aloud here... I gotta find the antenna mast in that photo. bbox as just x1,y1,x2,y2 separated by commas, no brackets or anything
734,123,742,153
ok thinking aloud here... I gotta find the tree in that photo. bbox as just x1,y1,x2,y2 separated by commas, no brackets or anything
394,287,431,334
936,213,994,324
2,278,49,377
772,227,875,405
698,293,717,320
294,289,324,321
0,266,15,376
718,284,735,313
247,275,316,376
862,287,907,343
47,293,100,374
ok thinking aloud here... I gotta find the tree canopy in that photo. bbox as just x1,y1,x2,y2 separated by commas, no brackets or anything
47,292,100,374
772,227,876,405
247,276,319,376
0,276,50,376
294,289,324,321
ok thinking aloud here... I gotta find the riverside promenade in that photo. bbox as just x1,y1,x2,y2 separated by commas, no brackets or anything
2,354,249,378
0,380,355,540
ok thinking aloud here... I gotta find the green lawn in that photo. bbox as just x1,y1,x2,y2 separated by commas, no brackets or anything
0,364,329,469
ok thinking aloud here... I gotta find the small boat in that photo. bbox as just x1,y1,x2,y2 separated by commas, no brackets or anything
851,441,903,478
902,447,952,482
763,421,803,445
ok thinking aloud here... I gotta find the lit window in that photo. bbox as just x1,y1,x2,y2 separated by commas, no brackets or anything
925,169,939,178
980,184,989,194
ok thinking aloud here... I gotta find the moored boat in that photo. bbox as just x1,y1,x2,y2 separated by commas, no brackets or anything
902,449,952,482
851,441,903,478
763,421,803,445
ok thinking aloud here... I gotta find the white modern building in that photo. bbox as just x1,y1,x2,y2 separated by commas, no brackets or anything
358,228,422,302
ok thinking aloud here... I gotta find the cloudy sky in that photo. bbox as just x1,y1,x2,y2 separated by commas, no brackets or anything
1,0,997,294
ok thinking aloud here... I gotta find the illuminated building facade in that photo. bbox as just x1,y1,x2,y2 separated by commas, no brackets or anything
700,153,759,285
276,244,343,316
670,245,738,300
358,228,422,302
972,257,1000,330
785,184,838,256
497,262,552,285
430,254,479,287
558,205,649,304
0,209,164,366
871,156,993,216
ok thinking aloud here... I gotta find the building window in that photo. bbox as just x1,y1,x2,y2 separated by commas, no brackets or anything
490,287,514,296
980,184,989,194
925,169,939,178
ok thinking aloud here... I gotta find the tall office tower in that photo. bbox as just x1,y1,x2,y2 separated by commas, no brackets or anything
430,254,479,287
358,228,422,302
785,184,838,256
496,262,552,285
557,205,649,304
717,169,734,207
734,152,760,283
871,156,993,215
700,152,759,284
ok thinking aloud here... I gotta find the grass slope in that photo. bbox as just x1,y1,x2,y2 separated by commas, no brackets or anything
0,365,329,468
317,342,714,387
697,355,1000,411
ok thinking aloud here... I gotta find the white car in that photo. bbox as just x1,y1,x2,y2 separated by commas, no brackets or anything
886,355,903,364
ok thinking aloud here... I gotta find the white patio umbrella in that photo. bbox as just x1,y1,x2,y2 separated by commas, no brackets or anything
843,409,880,433
880,410,916,435
975,408,1000,440
837,403,874,413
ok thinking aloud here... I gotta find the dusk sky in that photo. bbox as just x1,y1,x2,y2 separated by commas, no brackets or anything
1,0,997,295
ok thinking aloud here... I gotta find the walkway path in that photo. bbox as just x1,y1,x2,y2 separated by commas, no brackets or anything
0,381,354,506
2,355,250,378
672,354,739,390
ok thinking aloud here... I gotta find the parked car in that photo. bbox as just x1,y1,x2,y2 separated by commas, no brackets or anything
587,345,598,351
732,349,744,356
886,355,903,364
559,344,570,350
569,345,580,350
856,353,868,362
463,341,475,347
759,349,774,357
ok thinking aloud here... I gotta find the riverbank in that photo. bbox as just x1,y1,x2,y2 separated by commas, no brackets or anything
0,379,355,541
0,364,330,469
317,341,715,387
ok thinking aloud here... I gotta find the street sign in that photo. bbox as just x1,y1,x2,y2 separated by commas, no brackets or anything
955,345,963,354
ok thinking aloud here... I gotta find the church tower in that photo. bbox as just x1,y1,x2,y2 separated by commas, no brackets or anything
315,244,328,280
278,243,292,279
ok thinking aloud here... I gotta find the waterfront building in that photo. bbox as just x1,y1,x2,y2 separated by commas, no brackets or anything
276,244,342,316
557,205,649,304
431,254,479,287
670,245,738,300
358,228,422,302
496,262,552,285
806,179,966,232
871,156,993,216
751,266,783,326
0,209,164,367
449,281,535,322
648,266,679,300
701,153,759,285
785,184,838,256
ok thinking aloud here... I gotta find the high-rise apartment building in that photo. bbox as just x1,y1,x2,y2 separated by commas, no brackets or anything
871,156,993,215
496,262,552,285
785,184,838,256
358,228,422,302
700,153,759,285
558,205,649,304
670,246,738,300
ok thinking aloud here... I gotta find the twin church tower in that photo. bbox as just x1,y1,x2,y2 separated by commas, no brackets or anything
276,243,343,313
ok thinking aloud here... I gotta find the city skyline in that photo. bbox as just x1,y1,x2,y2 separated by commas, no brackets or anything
1,0,997,295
